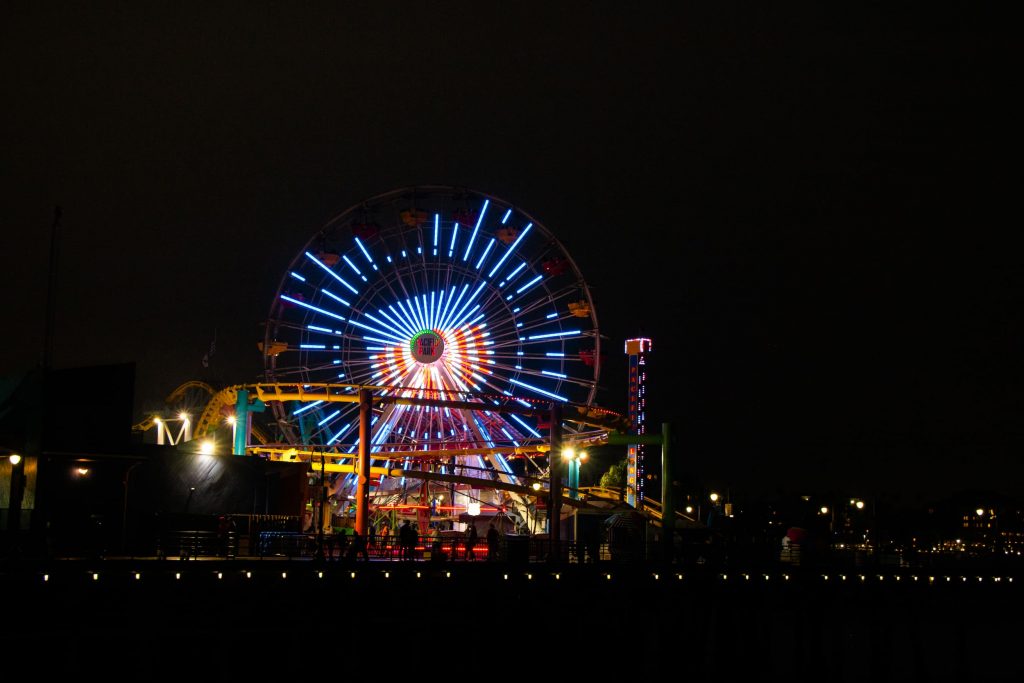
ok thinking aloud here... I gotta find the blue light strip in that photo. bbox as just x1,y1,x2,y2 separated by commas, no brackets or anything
509,378,567,402
317,410,341,426
281,294,346,322
433,214,439,248
308,325,333,333
545,352,565,357
501,208,512,224
528,329,580,340
429,291,436,327
363,311,407,340
322,290,351,309
379,308,416,337
475,238,495,270
348,318,406,343
395,299,419,331
509,414,542,438
542,370,567,378
439,283,470,330
451,304,481,331
342,255,362,276
447,281,486,330
305,251,358,294
293,400,324,415
546,312,558,319
515,274,543,294
354,237,374,264
290,271,306,282
462,199,489,261
436,286,458,330
300,344,326,349
487,223,532,278
389,304,416,334
327,422,353,445
449,223,458,256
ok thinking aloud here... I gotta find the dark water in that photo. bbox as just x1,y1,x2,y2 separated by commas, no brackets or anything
6,561,1022,681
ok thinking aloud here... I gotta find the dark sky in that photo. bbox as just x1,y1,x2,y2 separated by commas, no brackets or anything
1,3,1017,503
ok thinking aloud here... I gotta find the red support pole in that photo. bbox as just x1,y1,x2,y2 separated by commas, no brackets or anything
356,387,372,535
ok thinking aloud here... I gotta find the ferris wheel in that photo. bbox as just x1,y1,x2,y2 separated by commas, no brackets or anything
262,187,601,519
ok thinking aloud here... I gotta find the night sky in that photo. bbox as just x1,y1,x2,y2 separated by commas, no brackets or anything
1,4,1016,503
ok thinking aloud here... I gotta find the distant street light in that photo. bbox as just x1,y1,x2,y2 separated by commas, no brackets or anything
709,492,720,503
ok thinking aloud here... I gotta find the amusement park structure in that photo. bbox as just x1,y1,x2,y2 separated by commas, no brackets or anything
133,187,684,547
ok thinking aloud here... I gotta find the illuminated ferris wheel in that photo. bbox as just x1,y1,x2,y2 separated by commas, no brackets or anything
262,187,601,513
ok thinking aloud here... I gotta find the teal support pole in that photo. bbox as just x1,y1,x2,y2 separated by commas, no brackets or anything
233,390,249,455
568,459,580,500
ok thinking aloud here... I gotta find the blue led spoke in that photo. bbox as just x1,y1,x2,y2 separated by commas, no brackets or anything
462,199,490,261
308,325,333,333
290,272,306,282
363,312,407,340
528,330,580,340
501,208,512,224
509,378,567,402
515,274,543,295
342,255,362,276
322,290,351,307
448,224,458,257
439,283,470,330
293,400,324,415
317,410,341,427
413,296,426,330
326,422,353,445
354,237,374,264
348,319,406,343
395,299,419,331
509,414,542,438
428,291,437,328
305,251,359,294
448,281,487,330
436,286,458,330
542,370,567,378
300,344,326,349
379,308,416,337
545,352,565,357
498,262,529,288
475,238,496,270
487,223,532,278
389,304,417,334
281,294,346,322
433,214,439,249
546,312,558,319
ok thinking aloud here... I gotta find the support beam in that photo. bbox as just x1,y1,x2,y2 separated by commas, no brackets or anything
660,422,674,561
355,387,371,535
549,402,562,550
233,390,249,455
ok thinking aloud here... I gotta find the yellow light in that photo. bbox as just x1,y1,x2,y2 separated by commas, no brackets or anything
976,508,985,517
555,573,560,580
685,506,693,514
317,571,323,579
820,506,829,514
855,501,865,510
175,573,181,580
709,492,719,503
245,571,252,579
76,467,89,476
227,416,236,425
43,574,49,582
217,572,223,580
281,572,287,579
350,572,356,579
199,440,215,455
526,574,532,580
562,447,575,460
446,572,451,578
531,482,541,491
384,572,390,578
153,418,162,426
578,451,588,461
92,573,99,581
179,412,189,422
134,572,141,580
8,453,21,466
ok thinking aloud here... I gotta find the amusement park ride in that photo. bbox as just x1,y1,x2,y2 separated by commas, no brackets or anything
134,187,681,545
